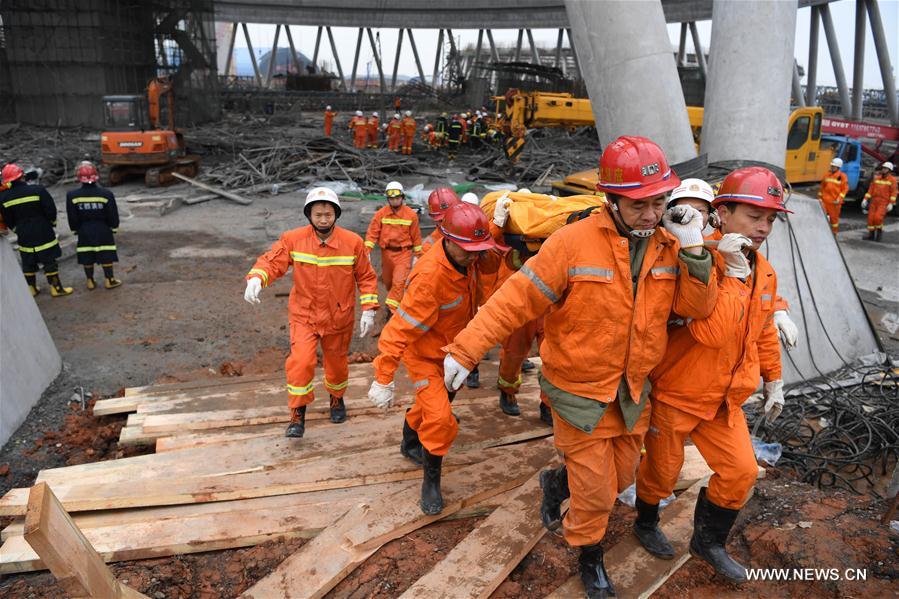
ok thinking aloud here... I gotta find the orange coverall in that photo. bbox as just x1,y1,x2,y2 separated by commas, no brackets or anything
247,226,379,409
324,110,337,137
387,118,403,152
445,207,717,546
374,241,499,455
638,233,781,510
420,229,444,255
864,173,897,232
349,116,368,149
401,116,417,155
367,116,380,148
817,169,848,232
365,204,423,312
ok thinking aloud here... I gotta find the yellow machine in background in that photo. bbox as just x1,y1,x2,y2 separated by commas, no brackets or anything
493,89,595,162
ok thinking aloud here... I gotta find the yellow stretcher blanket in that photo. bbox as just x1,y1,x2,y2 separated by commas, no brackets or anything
481,191,606,239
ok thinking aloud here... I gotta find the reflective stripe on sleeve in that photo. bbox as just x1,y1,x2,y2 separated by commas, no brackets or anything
396,306,429,331
248,269,269,286
365,240,376,249
520,264,559,303
360,293,379,305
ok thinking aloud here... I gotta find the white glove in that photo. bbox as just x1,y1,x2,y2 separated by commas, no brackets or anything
244,278,262,304
359,310,376,338
773,310,798,350
662,205,704,249
493,193,512,228
716,233,753,279
889,203,895,213
861,199,869,213
368,380,395,409
763,380,785,424
443,354,471,391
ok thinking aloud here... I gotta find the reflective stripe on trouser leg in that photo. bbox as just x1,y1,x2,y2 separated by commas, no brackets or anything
386,248,412,314
286,321,318,409
498,319,539,393
403,357,458,456
552,399,649,546
321,326,353,399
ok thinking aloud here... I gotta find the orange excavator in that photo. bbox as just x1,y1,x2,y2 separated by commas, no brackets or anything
99,76,200,186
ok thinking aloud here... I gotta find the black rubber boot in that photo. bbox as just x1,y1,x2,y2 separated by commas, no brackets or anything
875,229,883,242
539,464,570,531
539,402,554,427
285,406,306,438
865,229,876,240
329,395,347,423
689,487,748,583
400,417,423,465
521,358,536,372
465,365,480,388
634,497,675,559
499,391,521,416
579,543,616,599
420,449,444,515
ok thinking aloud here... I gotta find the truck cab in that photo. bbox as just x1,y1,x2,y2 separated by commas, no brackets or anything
819,134,864,192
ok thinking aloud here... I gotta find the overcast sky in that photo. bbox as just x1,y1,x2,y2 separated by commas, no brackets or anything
233,0,897,89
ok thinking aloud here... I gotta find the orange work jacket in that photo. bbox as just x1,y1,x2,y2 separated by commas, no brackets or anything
365,205,423,255
864,173,897,205
401,116,417,136
420,229,444,255
388,118,402,139
818,170,849,205
247,225,379,333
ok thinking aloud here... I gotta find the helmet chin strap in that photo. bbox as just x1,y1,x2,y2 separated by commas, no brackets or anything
610,199,656,240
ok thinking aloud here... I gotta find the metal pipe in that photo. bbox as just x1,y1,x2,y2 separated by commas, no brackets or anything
326,27,346,91
526,29,541,64
514,29,523,62
312,26,323,74
806,6,819,106
688,21,707,80
350,28,364,92
554,28,564,69
793,59,806,107
851,0,866,120
820,4,852,117
367,28,386,93
264,25,281,88
406,28,427,85
391,28,405,92
677,22,687,66
284,26,301,75
432,28,444,88
241,23,262,86
865,0,898,123
223,22,237,78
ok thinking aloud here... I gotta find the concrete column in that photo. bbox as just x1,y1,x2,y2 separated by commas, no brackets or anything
284,26,301,75
820,4,852,117
241,23,262,86
688,21,707,80
350,28,364,92
865,0,898,124
312,26,323,73
391,28,405,91
565,28,581,79
564,0,696,163
677,22,687,66
702,0,798,167
554,28,564,69
513,29,523,62
223,22,237,77
792,59,806,107
325,27,346,90
526,29,541,64
432,29,444,88
470,29,484,78
264,24,281,88
406,29,427,85
486,29,500,63
366,28,386,93
806,6,819,106
851,0,866,120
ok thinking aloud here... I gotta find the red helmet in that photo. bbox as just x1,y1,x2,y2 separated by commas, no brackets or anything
438,203,504,251
712,167,792,213
1,163,24,185
595,136,680,200
427,187,461,221
76,162,99,184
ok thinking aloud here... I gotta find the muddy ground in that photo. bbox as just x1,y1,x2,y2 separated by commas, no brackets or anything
1,121,897,597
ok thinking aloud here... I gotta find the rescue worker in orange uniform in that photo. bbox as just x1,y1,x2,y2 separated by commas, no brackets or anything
368,203,505,515
387,113,403,153
817,158,849,233
365,181,423,313
862,161,896,241
324,105,337,137
401,110,417,155
367,111,380,149
635,167,789,585
420,188,461,255
349,110,368,149
443,136,717,599
244,188,379,438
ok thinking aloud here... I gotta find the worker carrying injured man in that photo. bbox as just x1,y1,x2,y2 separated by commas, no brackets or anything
368,202,504,516
861,161,896,241
817,158,848,233
66,161,122,290
365,181,423,313
634,167,790,585
0,163,73,297
244,187,379,438
443,136,718,599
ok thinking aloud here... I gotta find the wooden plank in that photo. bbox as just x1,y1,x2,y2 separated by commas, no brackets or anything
241,439,555,599
400,459,558,599
544,467,766,599
23,483,147,598
172,172,253,205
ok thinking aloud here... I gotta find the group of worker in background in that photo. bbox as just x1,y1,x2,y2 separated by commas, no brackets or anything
0,161,122,298
817,157,896,239
323,106,418,155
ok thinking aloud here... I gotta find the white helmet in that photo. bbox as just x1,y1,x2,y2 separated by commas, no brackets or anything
883,162,895,171
372,111,378,117
405,110,412,117
668,178,714,206
830,158,843,168
394,113,401,119
326,105,332,110
304,187,341,218
385,181,405,197
355,110,363,117
461,192,479,205
516,187,531,194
